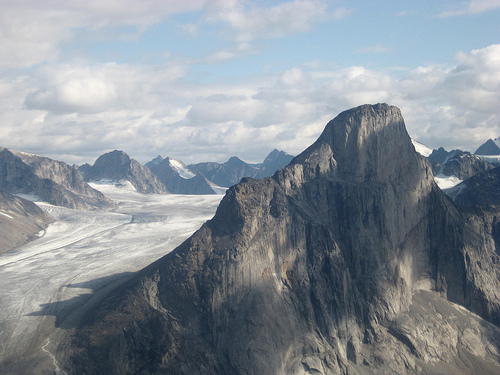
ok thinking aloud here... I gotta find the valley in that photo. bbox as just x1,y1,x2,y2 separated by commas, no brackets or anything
0,183,222,373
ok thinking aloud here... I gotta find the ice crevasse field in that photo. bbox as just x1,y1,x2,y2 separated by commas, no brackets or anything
0,181,222,365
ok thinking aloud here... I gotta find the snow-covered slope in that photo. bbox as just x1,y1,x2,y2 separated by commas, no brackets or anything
169,159,196,179
411,139,433,157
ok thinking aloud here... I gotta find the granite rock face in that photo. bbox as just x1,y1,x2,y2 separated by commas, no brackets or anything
0,148,112,210
83,150,168,194
54,104,500,374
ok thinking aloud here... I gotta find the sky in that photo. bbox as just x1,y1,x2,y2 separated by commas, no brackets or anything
0,0,499,165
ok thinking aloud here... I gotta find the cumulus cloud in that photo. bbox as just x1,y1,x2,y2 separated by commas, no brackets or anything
0,0,498,166
3,44,498,164
23,61,190,114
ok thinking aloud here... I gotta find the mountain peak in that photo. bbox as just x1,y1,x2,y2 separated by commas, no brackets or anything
290,103,426,184
85,150,168,193
475,138,500,155
54,104,500,374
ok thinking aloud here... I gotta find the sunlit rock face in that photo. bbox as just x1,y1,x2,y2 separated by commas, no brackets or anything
55,104,500,375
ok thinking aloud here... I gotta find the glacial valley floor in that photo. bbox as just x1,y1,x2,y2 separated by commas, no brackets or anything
0,183,222,374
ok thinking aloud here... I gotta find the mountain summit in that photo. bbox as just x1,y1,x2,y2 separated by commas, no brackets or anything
54,104,500,374
83,150,168,194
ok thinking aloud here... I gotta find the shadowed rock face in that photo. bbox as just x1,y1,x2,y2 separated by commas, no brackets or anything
149,157,216,195
428,147,493,180
0,148,112,210
475,139,500,156
0,191,53,253
84,150,168,194
54,104,500,374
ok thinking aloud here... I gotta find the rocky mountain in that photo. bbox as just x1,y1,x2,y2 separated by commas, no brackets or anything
475,138,500,155
0,147,112,210
188,156,260,188
144,155,164,169
148,157,217,195
446,166,500,207
83,150,168,194
428,147,493,179
188,150,293,188
254,149,294,179
0,191,53,254
52,104,500,374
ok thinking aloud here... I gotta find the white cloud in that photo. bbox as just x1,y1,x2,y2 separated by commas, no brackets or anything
439,0,500,17
23,61,190,114
0,1,208,69
1,38,499,165
356,44,393,54
205,0,350,44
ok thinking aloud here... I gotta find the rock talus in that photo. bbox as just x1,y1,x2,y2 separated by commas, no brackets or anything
54,104,500,375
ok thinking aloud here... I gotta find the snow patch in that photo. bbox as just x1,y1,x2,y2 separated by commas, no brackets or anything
90,179,136,191
169,159,196,180
0,211,13,219
444,182,467,200
434,174,462,189
412,139,433,157
476,155,500,164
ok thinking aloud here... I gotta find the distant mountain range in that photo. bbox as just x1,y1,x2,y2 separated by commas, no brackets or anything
83,148,294,195
412,141,496,189
0,147,113,252
0,146,294,252
2,135,499,255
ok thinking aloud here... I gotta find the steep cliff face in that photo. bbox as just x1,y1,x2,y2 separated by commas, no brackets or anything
54,104,500,374
84,150,168,194
0,148,112,209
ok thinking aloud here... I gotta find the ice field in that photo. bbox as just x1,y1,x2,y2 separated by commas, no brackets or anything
0,182,222,371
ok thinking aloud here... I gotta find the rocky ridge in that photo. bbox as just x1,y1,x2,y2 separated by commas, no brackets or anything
0,147,112,210
428,147,493,180
148,157,216,195
53,104,500,374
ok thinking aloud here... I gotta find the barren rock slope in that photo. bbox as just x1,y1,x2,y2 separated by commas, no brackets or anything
54,104,500,375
